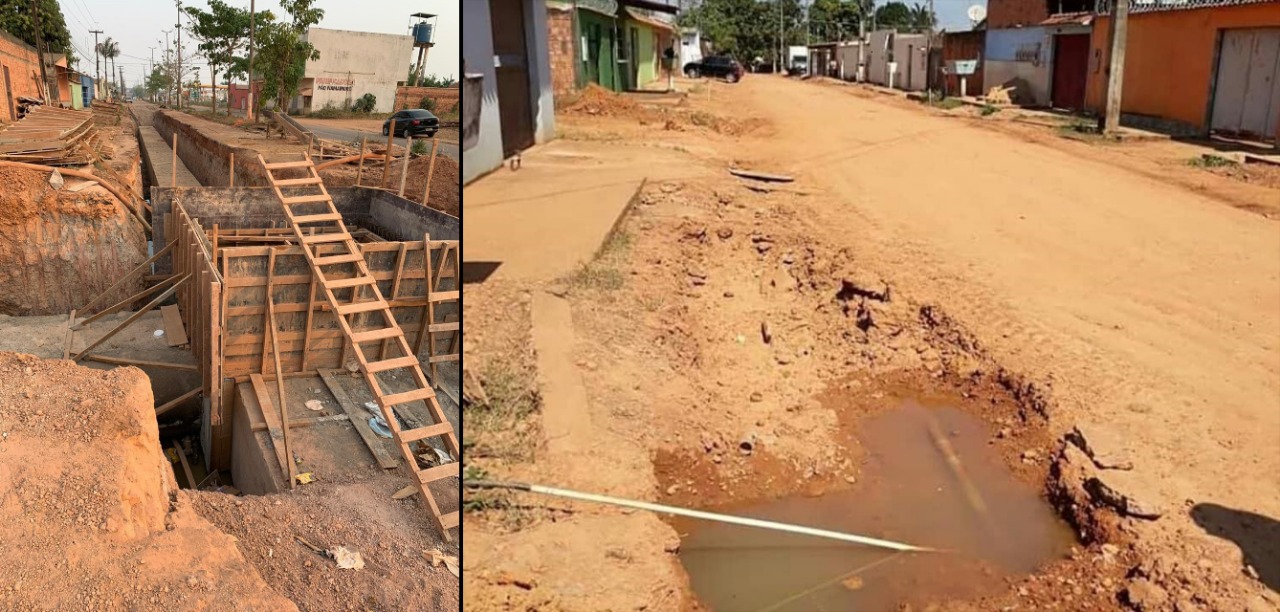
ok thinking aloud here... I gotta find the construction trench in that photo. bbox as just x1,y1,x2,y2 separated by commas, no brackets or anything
0,101,461,608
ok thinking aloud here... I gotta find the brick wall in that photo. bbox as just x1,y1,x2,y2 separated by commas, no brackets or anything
547,6,577,96
394,86,460,114
0,30,43,123
987,0,1049,29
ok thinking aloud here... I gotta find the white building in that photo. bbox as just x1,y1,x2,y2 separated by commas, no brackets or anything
679,28,703,67
291,27,415,114
462,0,556,184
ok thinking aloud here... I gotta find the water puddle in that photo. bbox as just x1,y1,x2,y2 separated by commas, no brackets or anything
673,400,1075,612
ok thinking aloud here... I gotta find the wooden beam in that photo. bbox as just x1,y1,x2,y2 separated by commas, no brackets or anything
74,274,191,362
83,355,198,371
249,373,292,481
250,413,350,432
423,136,439,207
266,248,297,490
318,368,400,469
77,240,176,314
76,274,179,330
155,386,202,416
172,443,197,488
62,309,76,360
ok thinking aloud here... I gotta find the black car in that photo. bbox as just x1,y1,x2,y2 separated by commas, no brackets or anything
383,109,439,138
683,56,745,83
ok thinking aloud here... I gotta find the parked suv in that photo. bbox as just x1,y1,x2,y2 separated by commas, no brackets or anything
383,109,439,138
683,56,744,83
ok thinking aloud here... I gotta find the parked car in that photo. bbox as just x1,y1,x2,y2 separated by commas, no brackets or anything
683,56,744,83
383,109,439,138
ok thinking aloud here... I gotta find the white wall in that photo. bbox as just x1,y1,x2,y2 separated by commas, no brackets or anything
866,30,894,86
300,28,414,113
836,42,863,82
892,33,928,91
463,0,556,185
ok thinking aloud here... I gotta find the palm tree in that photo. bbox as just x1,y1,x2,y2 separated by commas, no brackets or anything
97,38,120,99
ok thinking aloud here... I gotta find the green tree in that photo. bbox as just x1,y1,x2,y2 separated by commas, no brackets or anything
683,0,804,69
0,0,73,57
97,38,120,100
255,0,323,114
874,1,935,32
185,0,257,116
809,0,869,41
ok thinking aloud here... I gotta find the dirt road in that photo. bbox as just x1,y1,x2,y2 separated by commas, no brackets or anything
732,76,1280,582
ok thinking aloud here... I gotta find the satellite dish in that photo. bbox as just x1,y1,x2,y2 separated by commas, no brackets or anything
967,4,987,24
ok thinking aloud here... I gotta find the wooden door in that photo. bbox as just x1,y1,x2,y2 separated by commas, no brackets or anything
1051,34,1090,110
1212,29,1280,141
489,0,536,157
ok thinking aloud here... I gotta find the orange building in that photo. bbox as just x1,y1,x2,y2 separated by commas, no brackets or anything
0,29,43,122
1084,2,1280,143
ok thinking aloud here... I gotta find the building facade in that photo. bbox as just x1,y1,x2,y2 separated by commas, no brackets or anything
294,27,416,114
1084,1,1279,142
463,0,557,183
984,0,1093,108
942,28,986,97
543,0,677,94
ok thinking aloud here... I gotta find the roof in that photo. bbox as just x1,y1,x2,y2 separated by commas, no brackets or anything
1040,11,1092,25
410,12,435,18
619,0,679,14
624,7,676,31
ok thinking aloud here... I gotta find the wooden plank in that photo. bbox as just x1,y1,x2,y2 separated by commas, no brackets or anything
156,386,201,417
249,373,292,479
318,368,400,469
160,305,189,347
250,413,350,432
74,275,190,361
83,355,198,371
266,249,297,490
173,443,197,488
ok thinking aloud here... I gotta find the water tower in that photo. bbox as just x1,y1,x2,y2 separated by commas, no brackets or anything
410,13,437,86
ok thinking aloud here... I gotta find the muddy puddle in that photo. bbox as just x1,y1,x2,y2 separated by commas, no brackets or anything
672,401,1075,611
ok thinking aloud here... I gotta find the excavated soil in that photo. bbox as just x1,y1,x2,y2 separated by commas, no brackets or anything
320,155,460,217
463,79,1280,611
0,352,294,611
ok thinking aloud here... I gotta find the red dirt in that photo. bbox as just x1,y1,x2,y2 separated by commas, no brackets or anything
0,166,120,225
319,154,459,217
563,84,643,117
0,352,295,610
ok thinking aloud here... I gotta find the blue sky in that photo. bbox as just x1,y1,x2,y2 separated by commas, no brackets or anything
59,0,459,88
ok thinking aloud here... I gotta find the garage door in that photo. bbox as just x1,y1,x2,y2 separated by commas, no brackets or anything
1211,28,1280,142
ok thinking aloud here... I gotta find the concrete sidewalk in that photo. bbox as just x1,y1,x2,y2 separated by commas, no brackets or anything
462,139,705,283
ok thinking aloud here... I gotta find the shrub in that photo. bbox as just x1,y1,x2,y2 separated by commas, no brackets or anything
411,139,429,156
420,96,436,112
351,93,377,113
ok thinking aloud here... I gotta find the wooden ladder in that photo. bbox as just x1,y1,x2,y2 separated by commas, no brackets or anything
258,153,460,540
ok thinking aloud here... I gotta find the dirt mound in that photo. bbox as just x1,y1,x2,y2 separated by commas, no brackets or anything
319,154,459,218
564,84,643,117
0,166,120,225
0,352,296,610
190,482,460,611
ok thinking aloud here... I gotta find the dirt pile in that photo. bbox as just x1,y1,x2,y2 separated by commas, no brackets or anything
0,352,295,611
0,166,120,225
319,154,460,217
190,482,460,611
563,84,643,117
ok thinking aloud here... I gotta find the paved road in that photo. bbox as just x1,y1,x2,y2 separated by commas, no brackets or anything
295,119,460,161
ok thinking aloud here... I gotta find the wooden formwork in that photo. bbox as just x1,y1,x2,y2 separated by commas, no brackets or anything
165,205,459,470
165,203,227,462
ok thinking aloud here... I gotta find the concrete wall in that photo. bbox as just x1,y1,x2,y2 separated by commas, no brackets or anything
835,43,864,81
152,109,272,189
231,383,287,495
0,30,42,122
866,30,895,86
300,28,415,113
1085,4,1280,137
986,27,1052,105
463,0,557,184
892,33,929,91
151,187,459,271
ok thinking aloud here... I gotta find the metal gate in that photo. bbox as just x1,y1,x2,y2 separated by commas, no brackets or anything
1211,28,1280,142
1051,34,1090,110
489,0,536,157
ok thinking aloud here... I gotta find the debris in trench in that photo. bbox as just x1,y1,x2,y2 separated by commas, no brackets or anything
368,417,393,439
426,549,460,578
728,167,794,183
304,400,324,412
330,547,365,570
294,472,315,485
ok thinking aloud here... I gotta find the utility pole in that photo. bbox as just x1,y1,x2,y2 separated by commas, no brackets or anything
30,0,54,102
777,0,783,74
1101,0,1130,135
90,29,103,100
162,30,171,105
248,0,256,121
925,0,935,101
119,66,124,100
176,3,183,110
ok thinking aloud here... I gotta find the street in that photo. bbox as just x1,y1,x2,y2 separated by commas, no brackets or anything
295,118,460,161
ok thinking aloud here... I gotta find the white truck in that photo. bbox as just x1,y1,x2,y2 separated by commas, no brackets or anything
787,46,809,76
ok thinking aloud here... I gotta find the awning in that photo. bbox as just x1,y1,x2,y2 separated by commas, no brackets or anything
624,7,676,32
1040,11,1092,26
619,0,679,14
